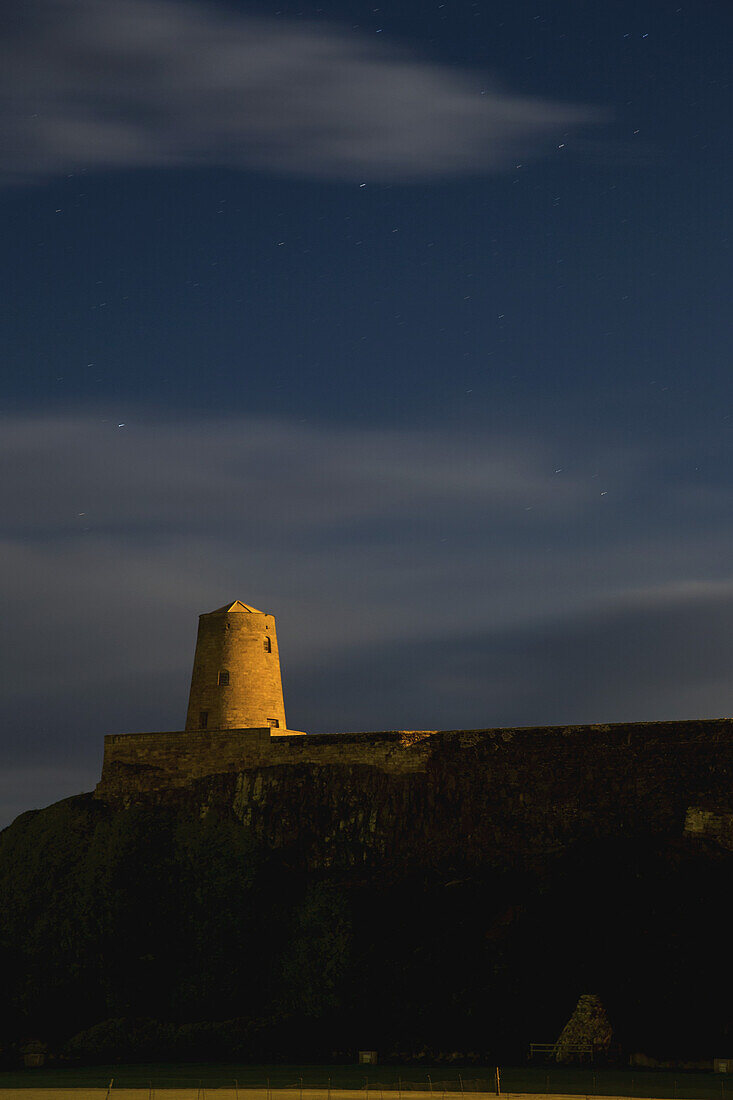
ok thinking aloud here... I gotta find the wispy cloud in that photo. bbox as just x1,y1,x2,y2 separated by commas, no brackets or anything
1,0,595,184
294,582,733,731
0,413,597,537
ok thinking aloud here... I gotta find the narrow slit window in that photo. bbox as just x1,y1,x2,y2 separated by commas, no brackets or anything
218,670,230,685
199,710,209,729
267,718,280,728
263,637,272,652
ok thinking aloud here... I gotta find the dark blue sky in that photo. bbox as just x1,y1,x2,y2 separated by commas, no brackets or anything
1,0,732,824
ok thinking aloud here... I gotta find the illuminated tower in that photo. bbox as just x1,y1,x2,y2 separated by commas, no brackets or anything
185,601,287,732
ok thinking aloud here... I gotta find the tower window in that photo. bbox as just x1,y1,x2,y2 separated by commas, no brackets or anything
267,718,280,728
199,710,209,729
263,637,272,652
218,670,230,685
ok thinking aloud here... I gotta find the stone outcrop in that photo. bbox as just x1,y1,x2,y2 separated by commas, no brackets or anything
683,805,733,850
555,994,613,1062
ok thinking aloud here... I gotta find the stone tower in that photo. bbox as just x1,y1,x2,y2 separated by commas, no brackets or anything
185,600,288,732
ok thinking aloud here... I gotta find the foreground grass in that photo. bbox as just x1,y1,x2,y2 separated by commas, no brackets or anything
0,1065,730,1099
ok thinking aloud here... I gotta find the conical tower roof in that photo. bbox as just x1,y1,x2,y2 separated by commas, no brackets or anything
207,600,263,614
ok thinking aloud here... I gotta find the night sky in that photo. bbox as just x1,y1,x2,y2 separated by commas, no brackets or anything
2,0,732,826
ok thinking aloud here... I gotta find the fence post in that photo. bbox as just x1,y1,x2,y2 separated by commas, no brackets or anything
428,1076,433,1094
495,1067,501,1097
328,1078,331,1100
301,1077,303,1100
268,1077,271,1100
459,1074,464,1095
398,1077,402,1100
235,1080,239,1100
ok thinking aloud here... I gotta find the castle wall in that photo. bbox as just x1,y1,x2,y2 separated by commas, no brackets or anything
96,727,436,797
98,718,733,795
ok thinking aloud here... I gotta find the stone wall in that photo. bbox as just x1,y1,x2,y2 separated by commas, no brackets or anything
95,727,437,798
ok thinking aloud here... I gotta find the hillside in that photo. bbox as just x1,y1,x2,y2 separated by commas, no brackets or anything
2,724,733,1064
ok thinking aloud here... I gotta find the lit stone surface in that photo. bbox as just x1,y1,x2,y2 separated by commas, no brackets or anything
184,601,287,732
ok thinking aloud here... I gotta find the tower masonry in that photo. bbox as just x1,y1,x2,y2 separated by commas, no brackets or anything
185,600,290,733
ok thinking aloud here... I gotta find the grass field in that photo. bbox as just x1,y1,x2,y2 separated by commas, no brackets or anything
0,1065,730,1100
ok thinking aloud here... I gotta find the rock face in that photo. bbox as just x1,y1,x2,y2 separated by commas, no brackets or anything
684,805,733,850
95,720,733,872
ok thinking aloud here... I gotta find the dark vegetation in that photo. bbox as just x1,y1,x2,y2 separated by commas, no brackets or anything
1,794,732,1066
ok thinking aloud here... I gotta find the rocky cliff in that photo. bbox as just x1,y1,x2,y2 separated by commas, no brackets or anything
96,720,733,871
